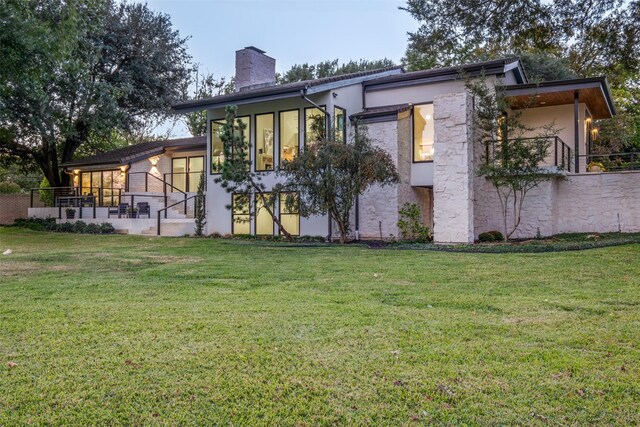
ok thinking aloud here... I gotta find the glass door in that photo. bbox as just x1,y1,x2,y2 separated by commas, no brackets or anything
172,158,187,192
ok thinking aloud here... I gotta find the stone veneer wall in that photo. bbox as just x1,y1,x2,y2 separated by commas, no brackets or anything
474,172,640,238
433,92,475,243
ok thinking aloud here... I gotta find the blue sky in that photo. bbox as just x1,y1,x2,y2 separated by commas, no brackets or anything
141,0,418,136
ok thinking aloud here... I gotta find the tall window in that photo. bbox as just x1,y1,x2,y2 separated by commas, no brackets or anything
211,117,250,173
305,107,325,148
172,156,204,192
232,193,250,235
334,106,346,144
413,104,435,162
279,110,299,163
255,193,274,235
279,193,300,236
80,170,124,206
255,113,274,171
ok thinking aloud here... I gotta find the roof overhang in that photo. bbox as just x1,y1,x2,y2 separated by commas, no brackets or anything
505,77,616,119
172,68,404,114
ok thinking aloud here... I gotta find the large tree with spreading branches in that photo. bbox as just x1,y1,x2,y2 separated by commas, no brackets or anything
0,0,192,187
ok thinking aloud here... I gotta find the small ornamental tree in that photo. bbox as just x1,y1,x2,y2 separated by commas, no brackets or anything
281,124,399,244
194,171,206,236
468,79,560,241
215,106,293,240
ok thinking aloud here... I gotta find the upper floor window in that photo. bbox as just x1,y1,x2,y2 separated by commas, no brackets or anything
413,104,434,162
305,106,326,148
334,106,346,144
279,110,299,164
255,113,274,171
210,116,250,174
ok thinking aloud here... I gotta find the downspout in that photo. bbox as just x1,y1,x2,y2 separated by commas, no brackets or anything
300,89,334,242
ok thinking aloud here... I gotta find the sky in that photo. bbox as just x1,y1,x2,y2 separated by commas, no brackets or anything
140,0,418,136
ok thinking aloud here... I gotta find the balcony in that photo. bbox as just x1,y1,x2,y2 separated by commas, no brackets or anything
485,136,573,173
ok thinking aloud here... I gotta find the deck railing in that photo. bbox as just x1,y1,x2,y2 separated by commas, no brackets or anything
580,152,640,172
485,136,572,173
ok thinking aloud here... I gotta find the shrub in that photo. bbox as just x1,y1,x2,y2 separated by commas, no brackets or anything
72,221,87,233
478,232,496,242
397,203,432,242
39,177,53,206
0,181,21,194
57,222,74,233
85,223,101,234
99,223,115,234
489,230,504,241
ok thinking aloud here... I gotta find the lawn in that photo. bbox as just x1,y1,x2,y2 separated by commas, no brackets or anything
1,228,639,425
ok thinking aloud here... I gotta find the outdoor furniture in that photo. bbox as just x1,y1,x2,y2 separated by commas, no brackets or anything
108,203,129,219
136,202,150,218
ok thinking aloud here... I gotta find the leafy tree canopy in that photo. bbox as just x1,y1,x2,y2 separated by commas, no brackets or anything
0,0,192,187
277,58,396,84
184,70,235,137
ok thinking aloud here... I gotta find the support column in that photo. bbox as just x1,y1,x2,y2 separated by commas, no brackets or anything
574,90,580,173
433,91,475,243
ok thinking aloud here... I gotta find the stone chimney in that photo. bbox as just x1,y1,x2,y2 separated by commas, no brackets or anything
235,46,276,92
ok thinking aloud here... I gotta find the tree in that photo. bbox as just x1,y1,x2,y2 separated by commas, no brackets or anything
277,58,396,84
468,78,560,241
215,106,293,240
184,70,235,136
281,124,399,244
194,172,206,236
0,0,192,188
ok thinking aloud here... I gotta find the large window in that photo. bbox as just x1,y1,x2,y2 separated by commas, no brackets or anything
172,156,204,192
255,113,274,171
232,193,250,235
79,169,125,206
255,193,274,235
279,192,300,236
305,107,326,148
413,104,435,162
211,116,250,173
334,106,346,144
279,110,299,164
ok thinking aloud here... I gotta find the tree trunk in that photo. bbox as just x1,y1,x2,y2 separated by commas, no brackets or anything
255,190,292,241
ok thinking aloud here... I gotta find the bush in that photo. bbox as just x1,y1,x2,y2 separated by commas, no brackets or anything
478,232,496,242
85,223,102,234
11,218,115,234
489,230,504,241
39,177,53,206
397,203,433,242
99,223,115,234
0,181,21,194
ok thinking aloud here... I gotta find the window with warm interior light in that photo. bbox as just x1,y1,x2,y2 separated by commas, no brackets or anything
279,192,300,236
80,169,124,206
255,113,274,171
334,106,346,143
255,193,274,235
279,110,299,164
305,107,325,148
211,116,250,173
232,193,250,235
413,104,435,162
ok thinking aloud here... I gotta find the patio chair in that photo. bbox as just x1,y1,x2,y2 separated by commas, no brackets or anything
136,202,150,218
108,203,129,219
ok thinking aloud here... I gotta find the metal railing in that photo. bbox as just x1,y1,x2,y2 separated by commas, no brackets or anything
580,152,640,172
485,136,572,173
31,187,125,208
156,194,204,236
163,171,205,193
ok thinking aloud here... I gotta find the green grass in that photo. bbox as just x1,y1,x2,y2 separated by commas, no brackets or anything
1,228,639,425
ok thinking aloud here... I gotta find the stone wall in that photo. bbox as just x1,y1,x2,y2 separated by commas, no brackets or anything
0,194,43,224
359,120,400,239
433,92,475,243
474,171,640,239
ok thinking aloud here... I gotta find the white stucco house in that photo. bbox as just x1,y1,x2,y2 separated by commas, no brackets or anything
30,46,640,242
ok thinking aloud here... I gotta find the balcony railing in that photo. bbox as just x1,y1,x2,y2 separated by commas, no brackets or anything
485,136,572,173
580,152,640,172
